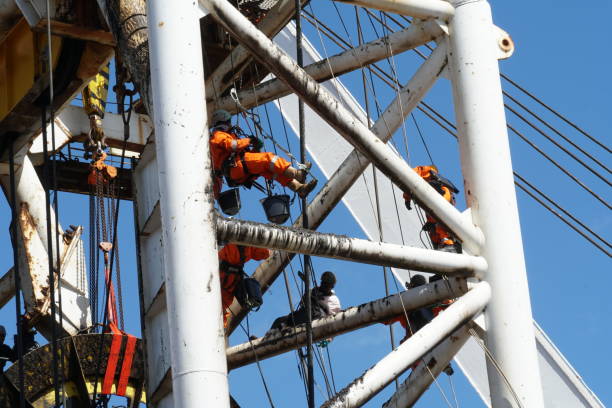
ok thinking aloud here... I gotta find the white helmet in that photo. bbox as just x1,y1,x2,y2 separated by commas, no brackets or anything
211,109,232,126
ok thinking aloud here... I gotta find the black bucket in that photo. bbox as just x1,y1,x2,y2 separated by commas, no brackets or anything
218,188,241,215
261,194,291,224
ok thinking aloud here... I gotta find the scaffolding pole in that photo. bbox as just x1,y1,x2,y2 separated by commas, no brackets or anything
321,282,491,408
226,278,468,369
382,326,470,408
216,216,486,276
447,0,545,406
147,1,229,406
335,0,455,21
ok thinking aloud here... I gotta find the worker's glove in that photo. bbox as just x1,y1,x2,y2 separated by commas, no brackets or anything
250,137,264,151
404,200,412,211
422,221,436,232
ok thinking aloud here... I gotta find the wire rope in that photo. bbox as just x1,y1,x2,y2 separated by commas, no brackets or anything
501,74,611,154
503,91,611,174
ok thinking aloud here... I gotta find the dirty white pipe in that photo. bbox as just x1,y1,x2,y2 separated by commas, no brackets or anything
335,0,455,21
0,152,63,257
382,325,471,408
212,20,442,114
147,1,229,407
217,216,486,276
447,1,545,406
226,278,468,370
201,0,482,252
205,0,305,98
320,282,491,408
226,42,449,333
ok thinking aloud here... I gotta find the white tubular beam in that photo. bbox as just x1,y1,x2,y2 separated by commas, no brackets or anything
227,278,468,370
226,42,448,334
382,326,470,408
213,20,442,114
447,1,544,406
321,282,490,408
217,216,486,276
202,0,482,253
147,1,229,407
336,0,454,21
205,0,304,97
0,152,63,256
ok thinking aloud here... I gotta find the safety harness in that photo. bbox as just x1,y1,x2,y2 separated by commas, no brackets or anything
219,246,263,310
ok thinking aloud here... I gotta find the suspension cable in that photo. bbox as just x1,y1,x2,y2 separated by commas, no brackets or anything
501,74,611,154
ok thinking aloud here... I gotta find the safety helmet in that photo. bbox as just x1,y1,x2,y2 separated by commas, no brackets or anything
409,274,427,288
0,325,6,337
320,271,336,287
211,109,232,126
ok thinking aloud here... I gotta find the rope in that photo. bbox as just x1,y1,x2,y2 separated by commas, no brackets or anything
500,73,611,154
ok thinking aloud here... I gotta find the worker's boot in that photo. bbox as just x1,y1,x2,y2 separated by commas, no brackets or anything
288,178,318,198
297,179,318,198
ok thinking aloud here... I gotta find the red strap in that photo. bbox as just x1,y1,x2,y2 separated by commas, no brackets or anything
102,333,123,394
116,334,137,396
104,268,118,326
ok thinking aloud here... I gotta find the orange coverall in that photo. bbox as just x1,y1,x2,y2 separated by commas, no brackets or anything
218,244,270,325
210,128,293,189
404,166,456,248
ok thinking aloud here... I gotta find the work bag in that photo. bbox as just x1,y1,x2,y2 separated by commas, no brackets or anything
235,277,263,311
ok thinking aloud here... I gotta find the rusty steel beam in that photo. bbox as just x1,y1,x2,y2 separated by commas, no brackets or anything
226,278,467,370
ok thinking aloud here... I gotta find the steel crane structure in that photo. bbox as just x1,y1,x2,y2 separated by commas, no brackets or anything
0,0,606,407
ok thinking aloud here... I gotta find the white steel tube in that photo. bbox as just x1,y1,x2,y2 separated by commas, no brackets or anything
335,0,454,21
0,153,63,257
217,216,486,276
212,20,442,114
147,1,229,407
321,282,491,408
382,326,470,408
205,0,304,97
201,0,482,250
226,43,448,333
227,278,468,370
447,1,545,406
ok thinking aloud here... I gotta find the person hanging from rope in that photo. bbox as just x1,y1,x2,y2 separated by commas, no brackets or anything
267,271,341,334
209,109,318,199
404,165,461,252
218,243,270,328
384,275,454,375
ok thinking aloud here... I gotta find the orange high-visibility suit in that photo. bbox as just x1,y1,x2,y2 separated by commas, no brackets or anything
404,165,456,249
218,244,270,325
210,128,293,189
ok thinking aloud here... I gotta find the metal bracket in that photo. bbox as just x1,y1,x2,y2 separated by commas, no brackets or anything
14,0,53,27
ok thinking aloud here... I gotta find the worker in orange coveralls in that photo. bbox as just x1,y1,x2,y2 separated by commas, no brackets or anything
209,109,317,199
403,165,460,252
218,243,270,327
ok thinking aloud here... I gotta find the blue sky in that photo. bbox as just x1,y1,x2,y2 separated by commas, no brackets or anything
0,1,610,407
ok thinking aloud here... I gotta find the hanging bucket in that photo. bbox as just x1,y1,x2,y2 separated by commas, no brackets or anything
219,188,241,216
261,194,291,224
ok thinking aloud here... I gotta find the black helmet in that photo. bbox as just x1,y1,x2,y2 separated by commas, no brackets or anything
320,271,336,287
409,274,427,288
